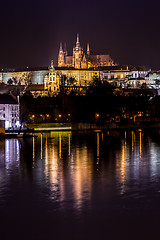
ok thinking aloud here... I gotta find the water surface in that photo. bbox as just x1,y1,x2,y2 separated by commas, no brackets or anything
0,130,160,239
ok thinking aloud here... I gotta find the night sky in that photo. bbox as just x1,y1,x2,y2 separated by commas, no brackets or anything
0,0,160,70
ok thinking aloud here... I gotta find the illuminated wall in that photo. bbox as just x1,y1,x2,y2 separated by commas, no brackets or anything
2,70,48,85
1,68,99,87
100,70,130,81
145,72,160,88
0,103,19,129
57,69,99,86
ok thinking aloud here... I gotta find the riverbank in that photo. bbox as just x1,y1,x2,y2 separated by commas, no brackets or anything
26,122,160,130
5,122,160,134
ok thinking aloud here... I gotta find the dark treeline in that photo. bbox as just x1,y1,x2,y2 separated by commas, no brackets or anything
20,79,160,125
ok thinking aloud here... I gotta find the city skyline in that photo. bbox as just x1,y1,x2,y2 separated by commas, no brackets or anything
0,0,160,69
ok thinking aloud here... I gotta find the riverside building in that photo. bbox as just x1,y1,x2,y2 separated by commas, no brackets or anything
0,94,20,129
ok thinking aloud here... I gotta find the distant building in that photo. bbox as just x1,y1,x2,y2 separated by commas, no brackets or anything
100,65,148,88
129,66,147,79
0,94,20,129
125,66,148,89
99,65,130,87
145,71,160,89
58,34,116,69
25,84,48,97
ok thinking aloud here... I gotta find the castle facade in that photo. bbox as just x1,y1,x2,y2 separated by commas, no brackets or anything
58,34,116,69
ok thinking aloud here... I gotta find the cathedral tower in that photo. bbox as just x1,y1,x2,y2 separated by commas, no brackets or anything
58,43,65,67
72,34,83,68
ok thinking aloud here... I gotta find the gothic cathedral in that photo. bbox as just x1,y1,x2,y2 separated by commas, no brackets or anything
58,34,116,69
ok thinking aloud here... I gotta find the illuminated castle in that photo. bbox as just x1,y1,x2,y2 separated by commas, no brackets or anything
58,34,116,69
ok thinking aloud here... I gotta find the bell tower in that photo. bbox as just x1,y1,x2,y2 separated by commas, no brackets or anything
45,60,59,94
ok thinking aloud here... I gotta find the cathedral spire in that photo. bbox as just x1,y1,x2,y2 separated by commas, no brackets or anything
76,33,79,43
49,59,55,71
64,42,67,56
87,43,90,55
51,60,54,68
76,33,80,49
60,42,63,51
58,42,65,67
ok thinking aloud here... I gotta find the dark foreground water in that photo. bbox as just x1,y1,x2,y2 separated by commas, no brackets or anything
1,130,160,239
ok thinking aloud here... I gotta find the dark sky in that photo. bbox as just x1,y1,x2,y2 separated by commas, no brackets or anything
0,0,160,70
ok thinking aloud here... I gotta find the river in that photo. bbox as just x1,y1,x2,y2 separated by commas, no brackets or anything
0,130,160,239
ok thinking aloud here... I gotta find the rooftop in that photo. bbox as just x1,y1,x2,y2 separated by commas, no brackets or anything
0,94,18,104
26,84,45,91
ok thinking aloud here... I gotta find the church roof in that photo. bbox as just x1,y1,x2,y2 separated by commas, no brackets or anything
0,67,48,73
89,54,111,62
26,84,45,91
98,65,129,71
131,66,147,71
0,83,25,95
55,67,96,71
65,56,72,64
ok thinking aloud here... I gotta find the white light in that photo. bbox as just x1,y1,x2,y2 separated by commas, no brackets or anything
16,121,20,127
5,120,10,129
34,127,72,131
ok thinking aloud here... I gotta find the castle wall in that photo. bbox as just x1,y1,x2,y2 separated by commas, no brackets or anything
0,73,3,83
0,68,100,87
57,69,99,86
31,70,48,84
2,70,48,85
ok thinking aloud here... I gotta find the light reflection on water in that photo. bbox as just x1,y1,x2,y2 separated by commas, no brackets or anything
41,132,93,211
1,131,160,201
1,130,160,239
1,132,160,197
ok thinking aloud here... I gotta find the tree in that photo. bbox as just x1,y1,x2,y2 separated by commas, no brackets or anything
7,78,13,85
87,76,114,96
68,77,77,85
12,77,17,85
19,72,32,85
141,83,147,89
60,75,67,86
7,77,18,85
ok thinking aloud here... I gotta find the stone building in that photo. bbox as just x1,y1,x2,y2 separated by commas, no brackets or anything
100,65,148,88
0,94,20,129
145,71,160,89
58,34,116,69
0,62,99,90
